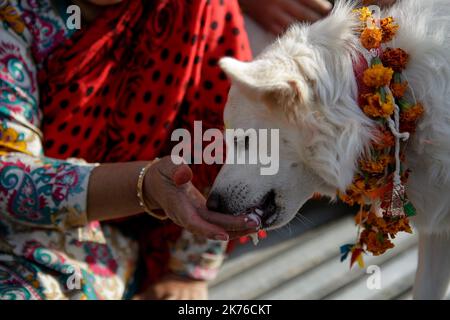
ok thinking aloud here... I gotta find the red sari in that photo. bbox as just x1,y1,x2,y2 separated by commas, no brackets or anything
38,0,252,287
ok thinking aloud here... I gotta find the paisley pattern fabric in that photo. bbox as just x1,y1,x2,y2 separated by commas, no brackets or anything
0,0,251,299
0,0,138,300
169,230,227,280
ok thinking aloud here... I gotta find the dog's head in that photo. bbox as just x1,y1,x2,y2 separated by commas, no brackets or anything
207,4,375,230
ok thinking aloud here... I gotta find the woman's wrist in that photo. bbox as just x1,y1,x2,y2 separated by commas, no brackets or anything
143,159,163,210
87,161,152,222
137,158,168,220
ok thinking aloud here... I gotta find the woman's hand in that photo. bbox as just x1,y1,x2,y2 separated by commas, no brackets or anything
87,157,258,240
144,156,259,241
240,0,332,35
135,274,208,300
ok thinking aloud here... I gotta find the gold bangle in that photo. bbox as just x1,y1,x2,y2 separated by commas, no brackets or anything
137,158,168,220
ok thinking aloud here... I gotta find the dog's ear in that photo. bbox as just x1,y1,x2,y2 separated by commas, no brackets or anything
219,57,304,111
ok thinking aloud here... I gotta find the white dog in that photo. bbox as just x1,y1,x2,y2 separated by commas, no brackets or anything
207,0,450,299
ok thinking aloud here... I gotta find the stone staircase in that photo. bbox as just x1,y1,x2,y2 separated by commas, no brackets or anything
209,200,449,300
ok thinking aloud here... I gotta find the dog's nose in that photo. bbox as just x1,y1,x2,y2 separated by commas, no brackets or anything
206,192,224,213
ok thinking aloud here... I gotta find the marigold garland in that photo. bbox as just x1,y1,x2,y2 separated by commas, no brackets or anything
390,81,408,98
380,17,399,43
340,7,424,268
360,28,383,50
382,48,410,72
363,63,394,88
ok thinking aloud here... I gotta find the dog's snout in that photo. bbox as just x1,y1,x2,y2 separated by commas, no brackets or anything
207,192,226,213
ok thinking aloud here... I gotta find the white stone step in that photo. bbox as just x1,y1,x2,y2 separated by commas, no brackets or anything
260,230,417,300
325,247,418,300
210,216,357,299
397,288,450,300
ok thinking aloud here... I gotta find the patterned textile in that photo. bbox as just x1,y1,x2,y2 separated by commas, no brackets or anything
0,0,251,299
39,0,252,288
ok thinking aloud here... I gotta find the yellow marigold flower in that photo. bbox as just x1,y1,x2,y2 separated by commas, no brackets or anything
353,7,373,22
362,92,395,118
363,64,394,88
381,94,395,117
360,27,383,50
380,17,399,43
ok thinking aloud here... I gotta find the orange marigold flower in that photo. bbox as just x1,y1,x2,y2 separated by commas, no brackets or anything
379,154,394,167
360,27,383,50
339,188,365,206
353,178,367,192
381,216,413,235
360,229,394,256
339,192,357,206
363,105,382,118
380,17,399,42
362,92,382,113
382,48,409,72
401,103,425,122
373,128,395,149
363,64,394,88
360,155,393,174
360,159,385,174
362,92,395,118
390,81,408,98
365,211,386,229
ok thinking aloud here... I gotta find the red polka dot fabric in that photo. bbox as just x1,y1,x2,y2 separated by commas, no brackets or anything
39,0,251,192
38,0,252,286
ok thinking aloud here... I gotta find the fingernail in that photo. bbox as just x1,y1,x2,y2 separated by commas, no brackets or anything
246,219,260,228
215,234,229,241
245,215,261,228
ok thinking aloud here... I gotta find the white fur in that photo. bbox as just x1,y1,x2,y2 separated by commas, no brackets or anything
210,0,450,299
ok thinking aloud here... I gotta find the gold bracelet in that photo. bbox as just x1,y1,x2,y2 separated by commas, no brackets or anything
137,158,168,220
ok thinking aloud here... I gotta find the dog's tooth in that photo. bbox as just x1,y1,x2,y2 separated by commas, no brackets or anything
247,213,262,227
254,208,264,216
250,233,259,246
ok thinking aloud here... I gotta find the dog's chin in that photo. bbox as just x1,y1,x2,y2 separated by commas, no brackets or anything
240,190,280,229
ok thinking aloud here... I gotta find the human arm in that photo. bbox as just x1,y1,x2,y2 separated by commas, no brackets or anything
240,0,332,35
